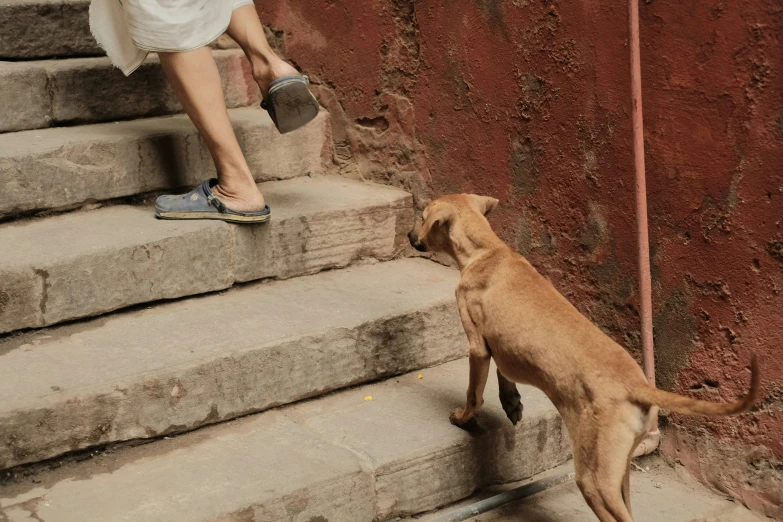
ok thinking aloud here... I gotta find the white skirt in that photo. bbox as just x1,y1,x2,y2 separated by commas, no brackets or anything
89,0,253,76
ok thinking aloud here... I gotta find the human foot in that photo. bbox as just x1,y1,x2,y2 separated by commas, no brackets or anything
209,181,266,213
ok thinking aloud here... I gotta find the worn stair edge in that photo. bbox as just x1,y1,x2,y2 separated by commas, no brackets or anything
0,50,261,133
0,359,572,522
0,259,465,470
0,108,332,218
0,176,413,334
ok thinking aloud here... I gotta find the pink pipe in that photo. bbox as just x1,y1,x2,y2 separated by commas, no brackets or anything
628,0,660,452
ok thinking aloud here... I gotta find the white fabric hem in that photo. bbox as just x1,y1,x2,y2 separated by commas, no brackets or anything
89,0,255,77
90,0,149,76
119,51,148,76
130,0,254,53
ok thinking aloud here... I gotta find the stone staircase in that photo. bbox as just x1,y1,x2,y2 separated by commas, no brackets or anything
0,2,571,520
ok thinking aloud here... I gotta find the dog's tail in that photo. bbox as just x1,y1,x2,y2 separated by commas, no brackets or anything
629,353,760,416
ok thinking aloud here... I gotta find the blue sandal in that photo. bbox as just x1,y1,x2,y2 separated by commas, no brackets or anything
155,179,271,224
261,75,320,134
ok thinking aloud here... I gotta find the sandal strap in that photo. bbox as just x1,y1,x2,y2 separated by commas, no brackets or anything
202,179,227,213
207,194,226,212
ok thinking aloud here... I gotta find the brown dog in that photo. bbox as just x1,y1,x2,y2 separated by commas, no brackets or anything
408,194,760,522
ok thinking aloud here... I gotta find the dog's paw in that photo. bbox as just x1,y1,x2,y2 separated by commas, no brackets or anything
449,408,478,430
502,399,524,425
499,384,523,425
448,408,464,425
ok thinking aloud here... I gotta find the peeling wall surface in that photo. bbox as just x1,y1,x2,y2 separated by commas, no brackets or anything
255,0,783,516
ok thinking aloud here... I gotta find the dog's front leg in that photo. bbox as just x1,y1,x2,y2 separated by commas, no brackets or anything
498,370,523,425
451,292,491,428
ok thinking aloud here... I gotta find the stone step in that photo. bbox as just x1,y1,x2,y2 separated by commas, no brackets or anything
0,258,465,470
0,0,239,60
0,359,572,521
0,0,96,59
0,176,412,335
0,49,261,133
0,108,331,219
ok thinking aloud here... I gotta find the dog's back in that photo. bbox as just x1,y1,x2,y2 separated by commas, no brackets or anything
467,246,649,407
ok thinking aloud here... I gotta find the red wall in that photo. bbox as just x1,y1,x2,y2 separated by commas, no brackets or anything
255,0,783,516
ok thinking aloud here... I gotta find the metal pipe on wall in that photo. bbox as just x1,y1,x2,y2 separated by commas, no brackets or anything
628,0,660,454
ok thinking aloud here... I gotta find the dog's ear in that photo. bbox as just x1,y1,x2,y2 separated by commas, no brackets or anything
418,204,454,241
468,195,499,216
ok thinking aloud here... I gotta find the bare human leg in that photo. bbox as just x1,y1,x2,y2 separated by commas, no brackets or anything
157,6,309,215
158,47,266,212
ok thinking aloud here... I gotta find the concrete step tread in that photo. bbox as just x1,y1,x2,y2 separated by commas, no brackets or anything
0,359,570,522
0,108,331,217
0,49,260,132
0,176,413,333
0,176,405,265
0,258,465,469
0,258,458,408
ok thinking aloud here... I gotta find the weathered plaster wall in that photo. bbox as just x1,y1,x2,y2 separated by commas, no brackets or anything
641,2,783,516
255,0,783,516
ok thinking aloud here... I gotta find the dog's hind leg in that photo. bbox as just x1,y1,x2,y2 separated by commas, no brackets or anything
574,416,637,522
497,369,523,425
592,427,637,522
577,483,620,522
575,460,620,522
576,464,634,522
623,410,652,517
574,429,614,521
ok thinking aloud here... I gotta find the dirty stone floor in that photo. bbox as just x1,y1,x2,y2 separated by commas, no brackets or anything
412,457,767,522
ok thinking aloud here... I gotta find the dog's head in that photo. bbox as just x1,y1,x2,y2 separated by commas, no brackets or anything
408,194,499,254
